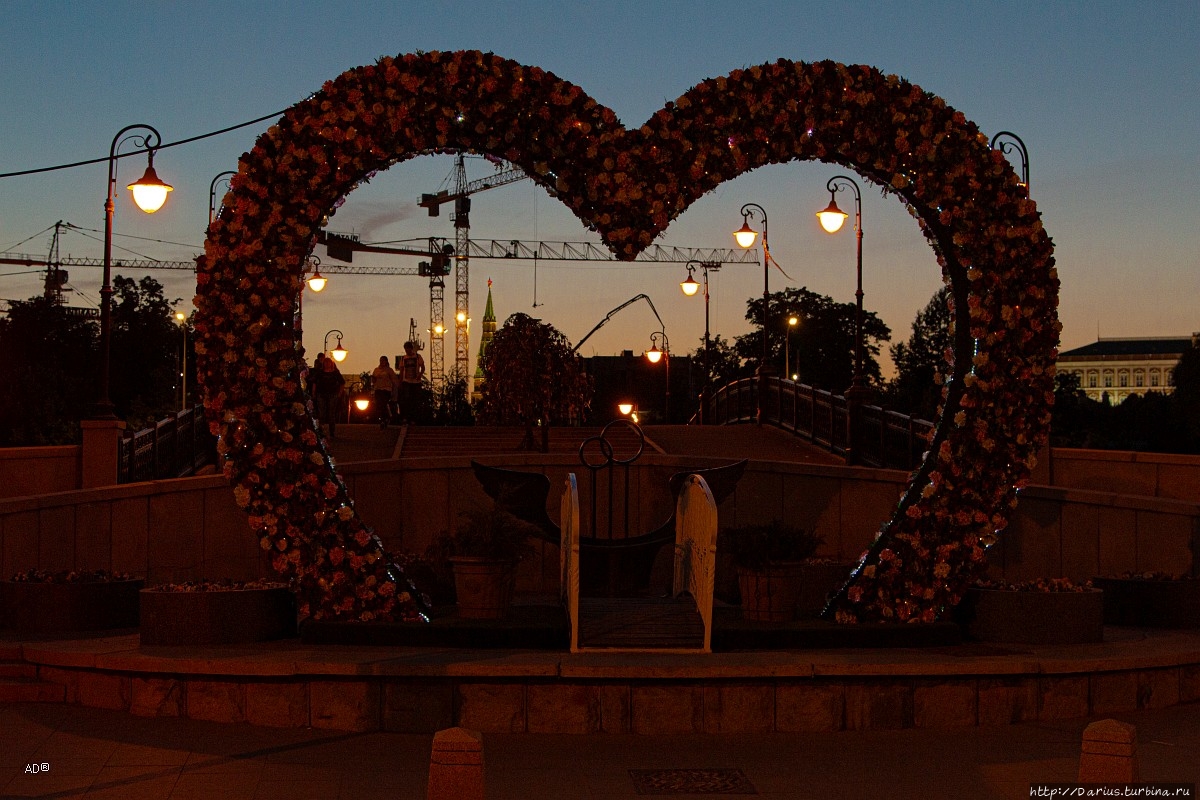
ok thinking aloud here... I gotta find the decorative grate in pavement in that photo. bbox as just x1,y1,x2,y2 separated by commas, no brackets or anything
629,768,758,795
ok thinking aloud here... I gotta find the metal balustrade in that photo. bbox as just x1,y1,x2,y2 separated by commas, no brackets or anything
701,377,934,471
118,405,216,484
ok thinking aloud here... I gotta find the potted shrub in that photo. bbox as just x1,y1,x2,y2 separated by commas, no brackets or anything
1091,572,1200,628
140,578,297,645
427,507,538,619
955,577,1104,645
0,569,143,633
720,521,824,622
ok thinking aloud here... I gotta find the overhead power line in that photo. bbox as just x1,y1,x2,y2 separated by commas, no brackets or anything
0,108,291,180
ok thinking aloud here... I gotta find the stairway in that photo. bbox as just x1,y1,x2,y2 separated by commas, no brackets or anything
0,644,65,703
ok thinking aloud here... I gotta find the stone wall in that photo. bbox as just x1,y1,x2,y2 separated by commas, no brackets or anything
0,453,1195,586
0,446,80,500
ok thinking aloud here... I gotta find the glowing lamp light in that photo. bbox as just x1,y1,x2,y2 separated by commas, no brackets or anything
618,402,633,416
331,337,348,362
456,311,467,323
680,273,700,296
432,323,445,336
733,219,758,249
128,161,173,213
645,345,663,364
817,196,849,233
788,316,799,327
174,311,186,323
307,270,327,292
354,397,370,412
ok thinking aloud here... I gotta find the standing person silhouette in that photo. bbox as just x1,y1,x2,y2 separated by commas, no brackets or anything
313,354,345,438
397,341,425,425
370,355,398,429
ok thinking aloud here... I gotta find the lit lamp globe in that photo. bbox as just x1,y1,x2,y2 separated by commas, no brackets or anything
354,397,370,412
733,220,758,249
680,274,700,297
307,270,327,292
331,341,348,362
645,345,663,364
432,323,445,336
817,197,849,234
128,160,173,213
174,311,186,324
618,402,634,416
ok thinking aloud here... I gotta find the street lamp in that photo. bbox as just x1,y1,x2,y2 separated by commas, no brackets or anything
734,203,769,424
94,124,173,419
324,329,348,362
644,330,670,422
990,131,1030,189
680,259,720,423
784,315,798,379
208,171,236,226
817,174,868,463
175,311,188,411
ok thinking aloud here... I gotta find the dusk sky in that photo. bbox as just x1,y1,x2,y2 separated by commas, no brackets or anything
2,1,1197,381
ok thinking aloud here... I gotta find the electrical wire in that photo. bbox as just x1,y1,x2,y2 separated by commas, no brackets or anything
63,223,201,251
0,108,290,180
0,224,57,253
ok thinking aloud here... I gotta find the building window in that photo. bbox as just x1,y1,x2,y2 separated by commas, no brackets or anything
1088,372,1098,388
1104,374,1113,388
1119,373,1128,388
1151,372,1160,387
1135,371,1144,387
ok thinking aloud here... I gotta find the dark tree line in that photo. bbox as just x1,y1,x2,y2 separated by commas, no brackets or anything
0,276,187,446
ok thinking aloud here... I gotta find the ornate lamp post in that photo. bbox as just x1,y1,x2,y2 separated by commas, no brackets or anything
95,124,173,419
644,330,670,422
208,170,236,226
324,329,348,362
817,174,867,464
990,131,1030,189
174,311,188,411
680,259,720,423
734,203,769,425
784,315,798,379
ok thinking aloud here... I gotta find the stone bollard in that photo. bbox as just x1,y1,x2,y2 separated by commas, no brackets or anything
1078,718,1138,783
428,726,484,800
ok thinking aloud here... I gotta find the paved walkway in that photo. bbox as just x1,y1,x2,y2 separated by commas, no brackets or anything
2,700,1197,799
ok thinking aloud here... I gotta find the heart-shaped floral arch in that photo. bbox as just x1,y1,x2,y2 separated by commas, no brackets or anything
196,51,1057,624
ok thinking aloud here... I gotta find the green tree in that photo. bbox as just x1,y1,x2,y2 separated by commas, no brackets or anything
691,334,749,391
1171,343,1200,447
886,286,953,419
0,296,98,445
109,275,184,426
477,313,592,451
736,287,890,393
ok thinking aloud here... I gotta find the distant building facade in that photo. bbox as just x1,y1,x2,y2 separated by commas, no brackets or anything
1057,334,1198,403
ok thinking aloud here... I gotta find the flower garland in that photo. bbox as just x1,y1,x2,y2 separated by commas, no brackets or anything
196,51,1056,623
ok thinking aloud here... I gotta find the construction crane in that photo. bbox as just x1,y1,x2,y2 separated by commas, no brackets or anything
418,154,529,387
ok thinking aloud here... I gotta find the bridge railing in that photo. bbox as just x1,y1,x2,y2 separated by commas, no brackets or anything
118,405,216,484
702,377,934,471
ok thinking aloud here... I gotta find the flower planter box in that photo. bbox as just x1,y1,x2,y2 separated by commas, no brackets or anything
139,586,297,646
956,587,1104,645
449,557,516,619
1091,577,1200,628
0,579,144,633
737,563,805,622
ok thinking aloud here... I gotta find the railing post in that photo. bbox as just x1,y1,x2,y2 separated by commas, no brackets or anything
80,419,126,488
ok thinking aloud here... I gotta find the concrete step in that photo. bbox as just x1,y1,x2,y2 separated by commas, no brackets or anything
0,678,66,703
0,661,37,679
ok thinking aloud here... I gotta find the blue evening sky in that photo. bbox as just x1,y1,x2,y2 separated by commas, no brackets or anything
1,1,1196,377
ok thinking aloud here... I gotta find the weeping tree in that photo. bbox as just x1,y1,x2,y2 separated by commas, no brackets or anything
476,313,593,451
